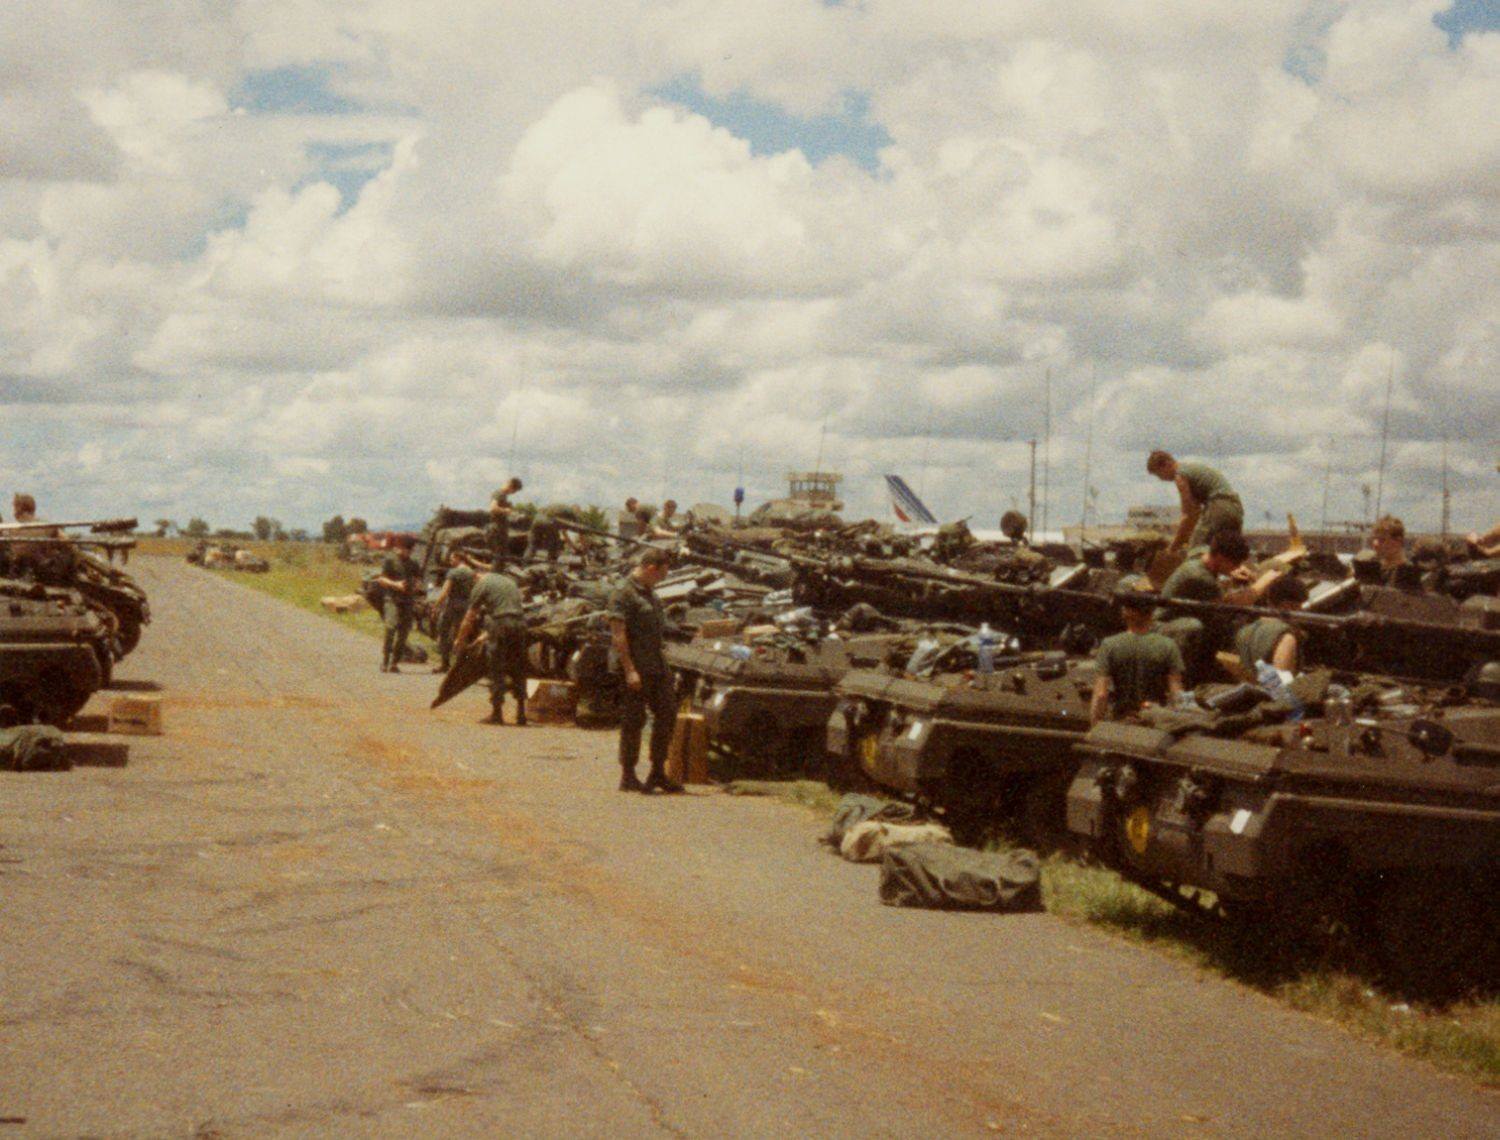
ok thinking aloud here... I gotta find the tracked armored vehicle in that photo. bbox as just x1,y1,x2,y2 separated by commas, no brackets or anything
828,651,1097,843
667,632,910,777
1067,669,1500,995
0,582,110,726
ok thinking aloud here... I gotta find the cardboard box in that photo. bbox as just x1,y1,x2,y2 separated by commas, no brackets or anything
694,618,740,641
108,694,163,736
525,679,577,723
666,712,710,785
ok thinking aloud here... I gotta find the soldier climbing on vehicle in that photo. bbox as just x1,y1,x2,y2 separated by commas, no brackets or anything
1147,450,1244,555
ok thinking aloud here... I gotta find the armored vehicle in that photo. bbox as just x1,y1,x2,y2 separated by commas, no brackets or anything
1067,669,1500,995
828,651,1097,843
666,634,901,777
71,547,151,656
0,583,109,726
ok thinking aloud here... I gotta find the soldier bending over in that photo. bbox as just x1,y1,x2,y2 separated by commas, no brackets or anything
1147,451,1244,554
454,554,528,725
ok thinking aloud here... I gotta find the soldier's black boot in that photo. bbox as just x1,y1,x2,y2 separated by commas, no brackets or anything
618,767,644,792
514,699,527,727
641,766,685,795
482,704,505,725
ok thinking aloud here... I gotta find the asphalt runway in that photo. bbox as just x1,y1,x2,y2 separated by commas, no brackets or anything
0,556,1494,1137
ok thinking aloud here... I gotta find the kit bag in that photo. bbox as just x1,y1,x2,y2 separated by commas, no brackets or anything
878,843,1042,912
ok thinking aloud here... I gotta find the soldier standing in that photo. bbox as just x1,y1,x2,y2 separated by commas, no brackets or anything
1147,451,1244,554
375,535,422,673
487,476,524,560
454,554,528,725
431,547,477,673
1091,589,1186,724
609,547,683,794
618,497,642,541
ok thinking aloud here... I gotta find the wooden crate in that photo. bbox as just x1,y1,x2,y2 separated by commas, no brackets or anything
108,694,163,736
666,712,709,785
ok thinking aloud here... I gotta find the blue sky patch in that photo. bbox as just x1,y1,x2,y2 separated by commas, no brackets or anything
1434,0,1500,46
301,140,393,211
651,75,890,172
232,65,361,115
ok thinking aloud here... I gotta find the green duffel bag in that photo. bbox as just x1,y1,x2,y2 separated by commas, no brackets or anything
0,725,70,772
878,842,1042,912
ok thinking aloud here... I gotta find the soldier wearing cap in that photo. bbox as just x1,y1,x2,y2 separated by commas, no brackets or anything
375,534,422,672
609,546,682,794
1147,451,1244,555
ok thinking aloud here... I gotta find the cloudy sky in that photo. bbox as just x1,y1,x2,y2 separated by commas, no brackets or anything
3,1,1498,534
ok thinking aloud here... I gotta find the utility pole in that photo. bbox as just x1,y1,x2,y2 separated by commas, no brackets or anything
1079,362,1095,532
1028,439,1037,538
1440,433,1451,540
1374,350,1395,520
1041,367,1051,536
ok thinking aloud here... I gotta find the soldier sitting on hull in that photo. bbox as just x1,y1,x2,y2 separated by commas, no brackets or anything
647,499,681,539
431,547,477,673
1092,589,1186,724
1466,521,1500,559
1352,515,1420,588
1157,530,1283,681
453,554,528,726
375,535,422,673
487,476,524,560
1234,574,1309,677
1146,451,1244,555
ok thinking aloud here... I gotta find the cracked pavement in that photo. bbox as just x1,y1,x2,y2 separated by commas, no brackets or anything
0,557,1495,1137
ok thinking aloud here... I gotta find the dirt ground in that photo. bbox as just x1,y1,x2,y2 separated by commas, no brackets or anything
0,556,1495,1138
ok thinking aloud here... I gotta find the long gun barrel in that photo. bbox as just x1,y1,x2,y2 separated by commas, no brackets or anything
0,517,138,534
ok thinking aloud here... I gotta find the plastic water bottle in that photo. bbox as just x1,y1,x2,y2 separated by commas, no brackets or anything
976,623,997,676
1256,661,1303,721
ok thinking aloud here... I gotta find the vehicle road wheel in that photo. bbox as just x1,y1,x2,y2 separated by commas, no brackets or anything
1372,869,1499,1001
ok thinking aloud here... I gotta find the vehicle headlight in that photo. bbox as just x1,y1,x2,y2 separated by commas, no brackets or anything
906,719,927,742
710,691,728,709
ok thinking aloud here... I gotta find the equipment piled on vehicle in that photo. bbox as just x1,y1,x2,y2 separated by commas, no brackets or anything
1067,665,1500,997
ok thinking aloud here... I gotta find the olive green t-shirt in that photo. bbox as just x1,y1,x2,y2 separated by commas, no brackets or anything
1178,462,1238,506
444,564,477,605
1097,631,1185,716
468,571,524,626
609,575,666,675
1162,557,1224,603
1235,617,1295,672
380,553,421,608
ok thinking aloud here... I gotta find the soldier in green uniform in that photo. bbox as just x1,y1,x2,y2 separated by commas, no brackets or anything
609,547,682,794
1157,530,1288,680
1147,451,1244,554
487,476,524,560
454,554,528,725
524,504,581,562
1091,589,1186,724
375,535,422,673
431,547,478,672
1234,574,1308,676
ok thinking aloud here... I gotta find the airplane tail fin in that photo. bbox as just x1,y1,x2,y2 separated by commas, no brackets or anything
884,474,939,527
